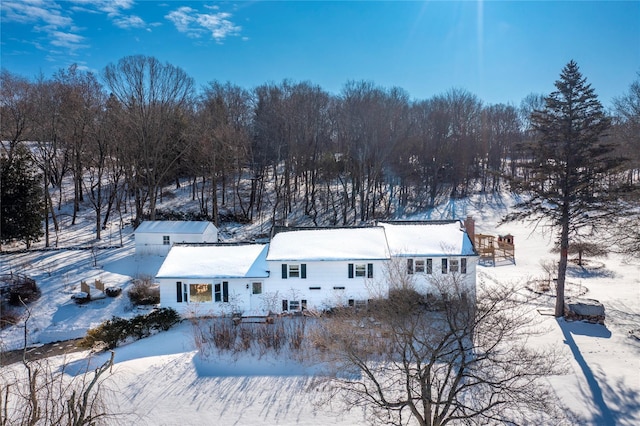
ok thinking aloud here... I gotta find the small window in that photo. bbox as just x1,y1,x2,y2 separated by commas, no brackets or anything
252,282,262,295
427,258,433,274
355,264,366,277
309,286,321,290
163,235,170,245
461,258,467,274
284,264,306,279
450,259,459,273
289,300,300,311
190,283,212,303
415,260,425,273
214,282,229,302
333,286,345,290
289,264,300,278
442,258,448,274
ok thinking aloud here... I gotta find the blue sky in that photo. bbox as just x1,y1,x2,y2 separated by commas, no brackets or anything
1,1,638,107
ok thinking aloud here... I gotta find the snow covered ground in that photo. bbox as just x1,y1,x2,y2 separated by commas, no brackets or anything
1,194,639,425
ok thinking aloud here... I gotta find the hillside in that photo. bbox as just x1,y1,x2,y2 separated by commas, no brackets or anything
1,186,639,425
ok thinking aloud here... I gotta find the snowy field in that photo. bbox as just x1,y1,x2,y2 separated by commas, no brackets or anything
1,193,639,425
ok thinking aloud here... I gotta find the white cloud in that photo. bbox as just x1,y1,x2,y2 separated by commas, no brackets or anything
50,31,87,50
166,6,241,42
1,0,72,27
113,15,146,29
1,0,89,55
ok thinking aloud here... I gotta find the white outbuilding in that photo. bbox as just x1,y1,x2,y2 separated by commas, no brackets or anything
135,221,218,256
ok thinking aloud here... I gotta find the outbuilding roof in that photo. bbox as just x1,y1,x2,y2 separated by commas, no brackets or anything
266,227,390,261
156,244,269,279
136,221,216,234
379,221,477,256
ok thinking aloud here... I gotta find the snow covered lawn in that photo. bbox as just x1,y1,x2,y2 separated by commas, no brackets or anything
1,204,639,425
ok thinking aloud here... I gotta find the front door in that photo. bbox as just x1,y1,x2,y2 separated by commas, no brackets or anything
249,281,262,311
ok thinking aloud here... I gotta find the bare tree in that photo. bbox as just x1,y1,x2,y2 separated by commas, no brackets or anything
312,275,566,426
609,74,640,258
103,55,195,224
0,69,35,159
54,65,104,226
0,306,117,425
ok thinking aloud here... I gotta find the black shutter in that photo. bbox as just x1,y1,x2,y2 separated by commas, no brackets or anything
461,258,467,274
348,263,354,278
301,263,307,279
301,300,307,310
282,264,288,279
176,282,182,303
282,299,288,311
442,258,448,274
223,281,229,303
367,263,373,278
407,259,414,274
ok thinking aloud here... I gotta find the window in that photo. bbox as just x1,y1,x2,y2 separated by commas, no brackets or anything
349,263,373,278
283,300,302,311
190,283,212,303
289,264,300,278
442,258,448,274
333,286,345,290
349,299,367,309
309,286,321,290
461,258,467,274
281,263,307,279
450,259,459,273
415,260,425,273
214,282,229,302
252,282,262,295
289,300,300,311
163,235,170,245
427,258,433,274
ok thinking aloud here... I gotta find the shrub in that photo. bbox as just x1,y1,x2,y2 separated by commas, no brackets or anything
6,277,41,307
80,308,181,350
127,277,160,305
146,307,181,331
81,316,129,349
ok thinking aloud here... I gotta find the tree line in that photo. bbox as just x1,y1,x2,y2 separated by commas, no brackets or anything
1,56,638,247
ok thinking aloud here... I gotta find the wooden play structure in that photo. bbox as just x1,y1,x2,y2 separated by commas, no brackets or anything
474,233,515,266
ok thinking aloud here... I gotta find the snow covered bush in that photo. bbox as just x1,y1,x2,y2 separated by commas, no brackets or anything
127,276,160,305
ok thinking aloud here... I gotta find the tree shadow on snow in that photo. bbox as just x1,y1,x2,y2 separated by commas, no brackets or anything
566,264,617,279
557,319,616,426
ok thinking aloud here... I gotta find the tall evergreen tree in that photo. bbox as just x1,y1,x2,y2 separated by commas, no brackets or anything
1,145,44,248
506,60,624,317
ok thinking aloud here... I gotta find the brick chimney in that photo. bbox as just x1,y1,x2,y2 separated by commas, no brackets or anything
464,216,475,241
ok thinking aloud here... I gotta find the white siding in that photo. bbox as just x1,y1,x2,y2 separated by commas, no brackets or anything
159,278,253,316
264,260,386,312
135,222,218,256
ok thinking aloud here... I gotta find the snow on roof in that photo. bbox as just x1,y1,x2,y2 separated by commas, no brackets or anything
266,227,390,261
379,221,476,256
156,244,269,279
136,221,216,234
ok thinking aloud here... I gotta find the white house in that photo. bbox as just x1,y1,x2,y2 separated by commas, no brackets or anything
135,221,218,256
379,221,478,299
265,227,391,312
156,244,269,315
154,220,478,316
